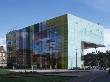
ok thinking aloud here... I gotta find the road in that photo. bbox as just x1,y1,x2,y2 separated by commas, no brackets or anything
91,73,110,82
66,70,110,82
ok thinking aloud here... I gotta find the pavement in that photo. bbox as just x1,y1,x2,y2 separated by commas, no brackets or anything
9,69,110,82
9,69,91,73
66,70,110,82
9,69,74,72
93,74,110,82
44,71,90,76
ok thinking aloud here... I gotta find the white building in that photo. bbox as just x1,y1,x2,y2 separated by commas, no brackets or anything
0,46,7,67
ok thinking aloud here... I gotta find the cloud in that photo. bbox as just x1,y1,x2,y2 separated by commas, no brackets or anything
83,0,110,12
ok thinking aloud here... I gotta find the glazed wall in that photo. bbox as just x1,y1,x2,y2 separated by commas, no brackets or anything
6,14,104,69
6,14,68,69
68,14,104,69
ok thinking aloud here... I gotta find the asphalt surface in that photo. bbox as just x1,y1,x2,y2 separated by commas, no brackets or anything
91,74,110,82
66,70,110,82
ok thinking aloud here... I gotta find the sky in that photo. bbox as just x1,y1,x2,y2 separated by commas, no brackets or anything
0,0,110,51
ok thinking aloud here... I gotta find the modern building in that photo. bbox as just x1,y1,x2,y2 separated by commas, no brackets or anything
0,46,7,67
6,14,104,69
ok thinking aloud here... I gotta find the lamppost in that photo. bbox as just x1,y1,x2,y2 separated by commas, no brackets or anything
49,41,54,69
109,51,110,68
106,45,110,68
76,49,77,70
95,45,99,69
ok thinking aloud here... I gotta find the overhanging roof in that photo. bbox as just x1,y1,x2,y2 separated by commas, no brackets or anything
83,42,105,49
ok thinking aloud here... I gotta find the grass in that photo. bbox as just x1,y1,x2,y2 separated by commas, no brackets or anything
0,69,74,82
0,69,13,74
0,75,73,82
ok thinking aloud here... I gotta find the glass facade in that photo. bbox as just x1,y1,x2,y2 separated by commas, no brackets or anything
33,25,62,69
6,14,104,69
7,15,68,69
68,14,104,69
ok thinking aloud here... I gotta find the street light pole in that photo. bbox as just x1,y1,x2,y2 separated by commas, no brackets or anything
76,49,77,70
95,45,100,70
